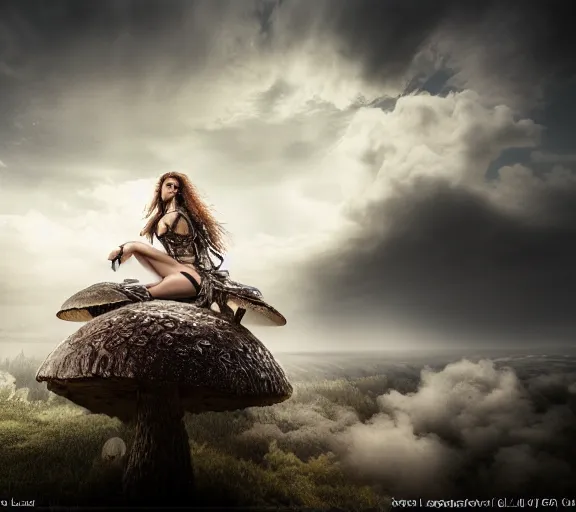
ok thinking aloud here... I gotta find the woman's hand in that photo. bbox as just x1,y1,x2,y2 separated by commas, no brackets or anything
107,243,134,264
107,246,122,262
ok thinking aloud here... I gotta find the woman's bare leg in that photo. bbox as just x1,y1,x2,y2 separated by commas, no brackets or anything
123,242,202,283
133,252,166,289
121,242,202,299
133,252,159,276
132,253,163,288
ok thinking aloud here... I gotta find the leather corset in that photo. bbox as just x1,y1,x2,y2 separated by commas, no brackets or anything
156,212,197,265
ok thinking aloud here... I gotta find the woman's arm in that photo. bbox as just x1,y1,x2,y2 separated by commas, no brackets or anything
118,242,154,258
107,241,155,265
156,212,181,237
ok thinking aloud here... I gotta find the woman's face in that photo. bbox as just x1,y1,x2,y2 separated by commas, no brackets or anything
161,178,180,203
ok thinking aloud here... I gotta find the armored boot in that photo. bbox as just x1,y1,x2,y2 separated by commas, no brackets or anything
118,280,154,303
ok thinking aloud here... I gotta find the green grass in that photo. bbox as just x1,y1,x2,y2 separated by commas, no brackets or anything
0,400,125,504
192,440,387,510
0,381,390,510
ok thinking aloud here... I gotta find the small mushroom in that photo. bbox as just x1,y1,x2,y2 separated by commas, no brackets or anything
101,436,127,464
36,300,292,505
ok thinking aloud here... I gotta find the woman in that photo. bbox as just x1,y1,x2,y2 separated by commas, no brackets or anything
106,172,285,325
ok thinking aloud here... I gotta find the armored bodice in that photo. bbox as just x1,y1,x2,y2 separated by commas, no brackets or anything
155,208,223,271
156,209,196,265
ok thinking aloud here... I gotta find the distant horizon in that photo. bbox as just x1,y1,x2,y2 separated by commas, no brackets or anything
3,343,576,364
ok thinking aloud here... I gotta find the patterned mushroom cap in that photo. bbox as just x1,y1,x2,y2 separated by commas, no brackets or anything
37,301,292,422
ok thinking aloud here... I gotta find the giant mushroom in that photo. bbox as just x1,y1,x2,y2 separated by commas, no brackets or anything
36,300,292,505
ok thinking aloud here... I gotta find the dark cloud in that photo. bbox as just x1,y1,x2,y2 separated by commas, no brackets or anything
1,0,572,180
0,0,265,90
1,0,573,110
267,0,575,108
302,176,576,346
0,1,264,182
3,0,573,106
267,0,453,83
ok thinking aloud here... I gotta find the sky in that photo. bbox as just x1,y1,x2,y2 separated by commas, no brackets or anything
0,0,575,358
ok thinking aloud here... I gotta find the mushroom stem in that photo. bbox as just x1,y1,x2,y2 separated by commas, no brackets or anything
122,383,194,505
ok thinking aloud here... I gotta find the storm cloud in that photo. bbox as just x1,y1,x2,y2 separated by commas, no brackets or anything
303,174,576,345
296,90,576,348
265,0,576,108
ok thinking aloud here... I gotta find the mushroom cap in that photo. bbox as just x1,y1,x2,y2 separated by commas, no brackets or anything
101,436,126,461
37,301,292,422
56,281,132,322
228,296,287,327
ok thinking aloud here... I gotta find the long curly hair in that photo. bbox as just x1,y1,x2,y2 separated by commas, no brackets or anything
139,172,228,252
